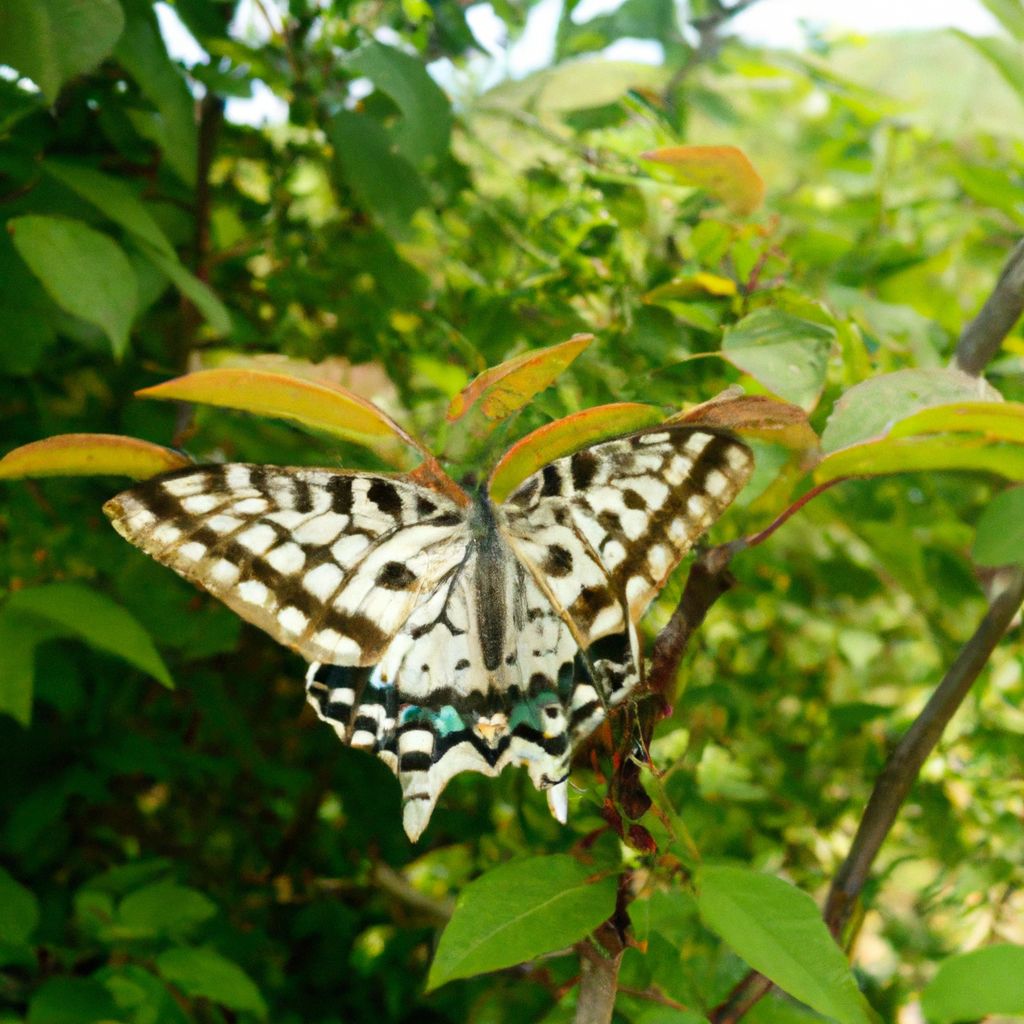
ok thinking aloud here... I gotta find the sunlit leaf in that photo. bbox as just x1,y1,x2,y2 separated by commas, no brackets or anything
922,944,1024,1023
820,369,1001,452
6,584,173,689
114,1,197,186
643,273,738,303
888,400,1024,442
973,488,1024,567
447,335,593,425
642,146,766,215
954,31,1024,105
815,437,1024,484
136,368,424,467
343,41,453,166
0,0,125,104
721,309,834,411
427,855,617,990
696,865,873,1024
488,402,665,501
982,0,1024,38
9,215,138,358
0,433,191,480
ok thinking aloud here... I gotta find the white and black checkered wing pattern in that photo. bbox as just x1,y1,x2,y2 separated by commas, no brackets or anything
500,426,754,707
104,464,469,668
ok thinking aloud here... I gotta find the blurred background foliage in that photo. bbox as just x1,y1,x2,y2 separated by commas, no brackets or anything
1,1,1023,1022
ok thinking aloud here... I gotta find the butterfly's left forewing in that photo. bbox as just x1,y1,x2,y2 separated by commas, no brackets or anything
500,426,754,712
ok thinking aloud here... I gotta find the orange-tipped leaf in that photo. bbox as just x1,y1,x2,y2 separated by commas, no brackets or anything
0,434,192,480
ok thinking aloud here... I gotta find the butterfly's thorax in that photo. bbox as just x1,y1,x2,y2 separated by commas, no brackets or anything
467,495,518,676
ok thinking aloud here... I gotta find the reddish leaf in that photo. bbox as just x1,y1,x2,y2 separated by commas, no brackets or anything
488,402,665,502
0,434,191,480
642,146,766,215
447,335,593,426
668,393,819,453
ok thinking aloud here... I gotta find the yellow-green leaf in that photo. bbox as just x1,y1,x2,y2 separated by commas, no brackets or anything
136,368,424,468
642,146,766,215
0,434,191,480
643,272,738,304
488,402,665,502
447,335,593,425
888,400,1024,442
815,437,1024,484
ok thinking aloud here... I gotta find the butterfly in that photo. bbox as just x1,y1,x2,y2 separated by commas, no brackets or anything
104,425,753,840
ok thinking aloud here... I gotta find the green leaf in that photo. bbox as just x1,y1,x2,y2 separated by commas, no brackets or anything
921,944,1024,1023
973,487,1024,567
156,946,267,1017
427,855,617,990
138,244,232,335
0,866,39,945
118,882,217,937
343,42,453,166
978,0,1024,40
6,583,173,689
44,160,176,256
327,110,430,239
114,0,198,185
0,0,125,104
8,215,138,358
0,608,64,726
820,369,1001,453
721,309,834,411
27,977,119,1024
696,865,874,1024
954,30,1024,105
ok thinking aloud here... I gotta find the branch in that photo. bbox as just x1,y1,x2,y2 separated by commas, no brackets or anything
710,568,1024,1024
575,924,626,1024
954,237,1024,375
648,544,738,699
823,565,1024,936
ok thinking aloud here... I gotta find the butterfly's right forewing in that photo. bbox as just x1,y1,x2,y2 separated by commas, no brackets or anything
104,464,470,667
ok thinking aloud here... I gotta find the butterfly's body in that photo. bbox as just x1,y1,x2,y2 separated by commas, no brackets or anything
105,426,753,838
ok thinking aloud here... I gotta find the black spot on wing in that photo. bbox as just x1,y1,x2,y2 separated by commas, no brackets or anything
570,449,599,491
292,478,314,513
543,544,574,577
376,561,417,590
541,464,562,497
368,480,402,516
327,476,353,514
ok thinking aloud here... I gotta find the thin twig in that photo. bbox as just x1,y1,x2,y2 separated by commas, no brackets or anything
710,567,1024,1024
823,566,1024,937
954,237,1024,375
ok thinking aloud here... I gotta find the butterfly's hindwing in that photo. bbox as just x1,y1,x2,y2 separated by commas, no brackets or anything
106,424,753,840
